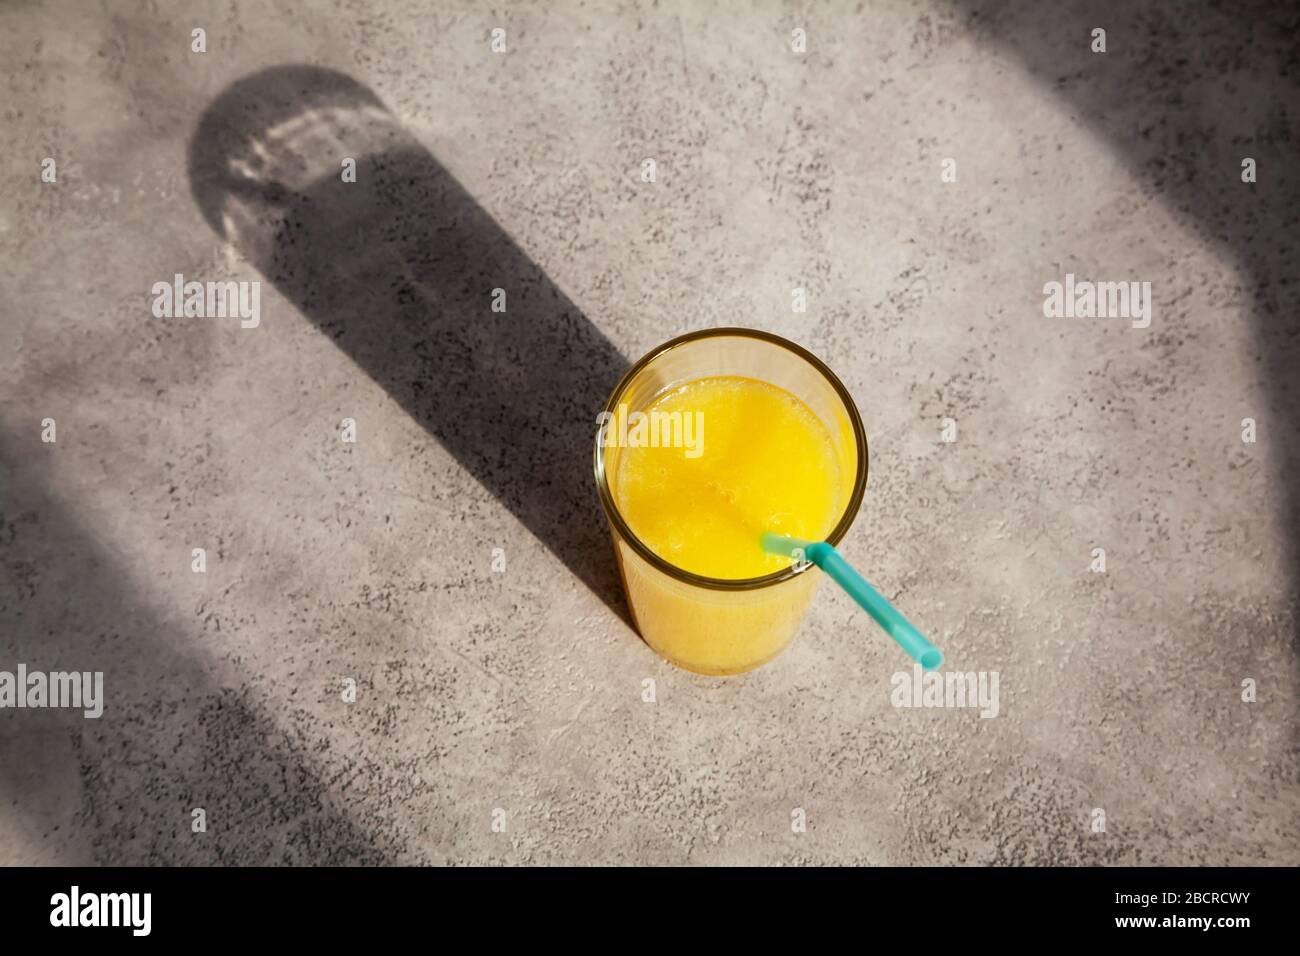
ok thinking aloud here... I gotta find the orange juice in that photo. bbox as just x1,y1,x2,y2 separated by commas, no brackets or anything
609,375,850,673
614,376,842,578
595,328,866,676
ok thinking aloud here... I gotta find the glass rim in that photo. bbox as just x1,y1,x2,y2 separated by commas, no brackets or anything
593,327,869,592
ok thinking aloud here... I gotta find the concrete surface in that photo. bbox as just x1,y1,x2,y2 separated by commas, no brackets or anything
2,0,1297,865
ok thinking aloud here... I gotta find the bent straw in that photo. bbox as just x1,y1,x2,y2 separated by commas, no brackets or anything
761,532,943,670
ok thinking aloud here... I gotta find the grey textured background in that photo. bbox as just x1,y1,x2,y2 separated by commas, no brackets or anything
2,0,1297,865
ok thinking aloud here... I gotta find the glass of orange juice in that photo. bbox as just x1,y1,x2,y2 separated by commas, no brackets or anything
594,328,868,674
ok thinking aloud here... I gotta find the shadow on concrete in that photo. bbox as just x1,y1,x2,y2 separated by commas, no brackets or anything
0,430,404,863
947,0,1299,637
188,65,630,623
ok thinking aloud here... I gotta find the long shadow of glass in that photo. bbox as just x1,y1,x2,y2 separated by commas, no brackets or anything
948,0,1299,641
0,430,402,863
188,65,630,622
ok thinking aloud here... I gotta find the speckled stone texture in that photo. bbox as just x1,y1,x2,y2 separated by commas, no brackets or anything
1,0,1297,865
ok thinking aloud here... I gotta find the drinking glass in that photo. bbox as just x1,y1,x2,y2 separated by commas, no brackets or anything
594,328,868,674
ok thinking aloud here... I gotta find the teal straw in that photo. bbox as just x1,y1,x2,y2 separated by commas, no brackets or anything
761,532,943,670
